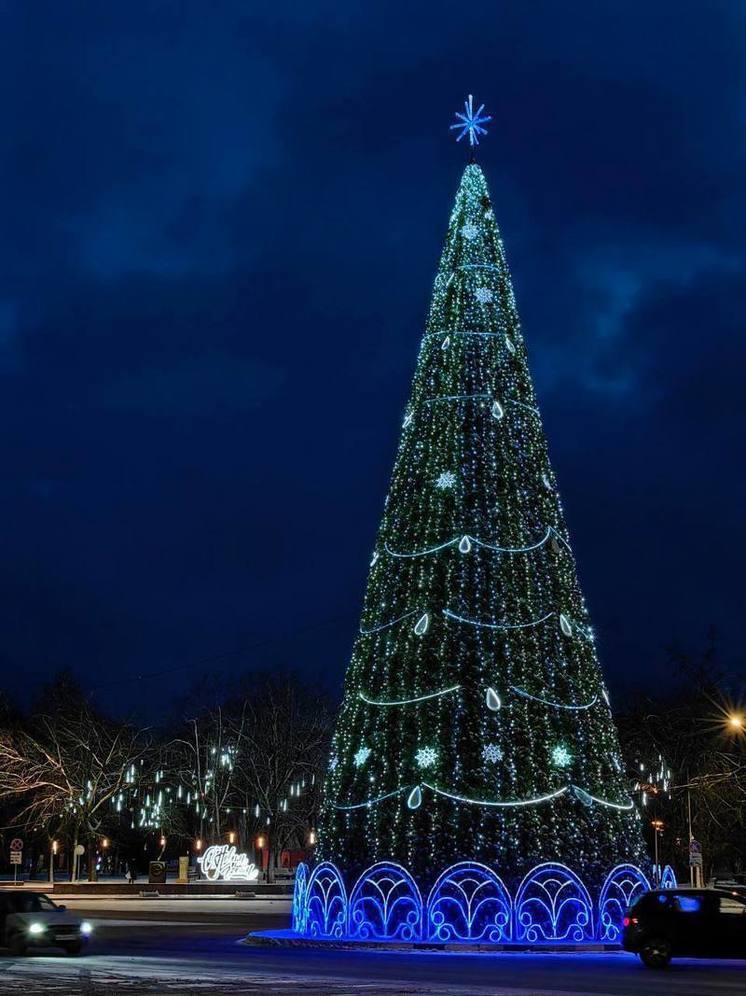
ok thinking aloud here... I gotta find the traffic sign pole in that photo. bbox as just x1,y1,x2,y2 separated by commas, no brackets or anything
9,839,23,886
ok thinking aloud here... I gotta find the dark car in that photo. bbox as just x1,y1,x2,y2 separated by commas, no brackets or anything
623,888,746,968
0,890,92,956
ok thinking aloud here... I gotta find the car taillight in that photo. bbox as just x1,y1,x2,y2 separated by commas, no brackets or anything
623,916,638,927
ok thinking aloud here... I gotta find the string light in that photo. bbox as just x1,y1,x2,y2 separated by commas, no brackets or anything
358,686,461,707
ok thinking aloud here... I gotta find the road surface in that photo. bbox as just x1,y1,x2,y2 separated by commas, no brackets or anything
1,897,745,994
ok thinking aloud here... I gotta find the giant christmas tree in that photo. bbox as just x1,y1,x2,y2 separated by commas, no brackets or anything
317,102,647,897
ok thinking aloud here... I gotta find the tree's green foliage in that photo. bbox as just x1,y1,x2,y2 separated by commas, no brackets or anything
319,164,647,887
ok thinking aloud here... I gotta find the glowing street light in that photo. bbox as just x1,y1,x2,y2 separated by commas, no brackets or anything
228,831,236,845
49,840,58,886
651,819,665,884
727,713,744,732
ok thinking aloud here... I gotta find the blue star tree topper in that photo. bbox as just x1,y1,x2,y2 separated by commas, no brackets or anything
450,94,491,146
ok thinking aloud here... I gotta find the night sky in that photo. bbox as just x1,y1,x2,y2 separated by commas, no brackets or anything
2,2,744,717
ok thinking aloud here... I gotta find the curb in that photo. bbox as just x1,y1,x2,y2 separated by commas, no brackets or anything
245,930,622,953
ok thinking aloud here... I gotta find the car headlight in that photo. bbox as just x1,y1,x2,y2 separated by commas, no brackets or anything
28,922,46,935
80,922,93,936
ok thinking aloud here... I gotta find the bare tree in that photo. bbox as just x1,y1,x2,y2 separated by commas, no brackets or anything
618,633,746,881
229,672,331,882
0,695,152,880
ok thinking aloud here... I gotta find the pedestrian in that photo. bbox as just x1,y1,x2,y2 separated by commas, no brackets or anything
126,861,136,885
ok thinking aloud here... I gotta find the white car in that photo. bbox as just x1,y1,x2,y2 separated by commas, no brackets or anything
0,890,92,955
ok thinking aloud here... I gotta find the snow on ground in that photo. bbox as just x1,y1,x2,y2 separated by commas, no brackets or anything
0,957,573,996
57,898,291,915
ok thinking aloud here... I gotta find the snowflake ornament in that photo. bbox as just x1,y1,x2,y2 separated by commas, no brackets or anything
436,470,457,490
460,222,479,241
482,743,503,764
415,746,438,769
354,746,371,768
551,744,573,769
450,94,492,147
475,287,493,304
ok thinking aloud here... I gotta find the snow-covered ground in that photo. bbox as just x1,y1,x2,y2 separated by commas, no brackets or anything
0,957,595,995
57,897,291,915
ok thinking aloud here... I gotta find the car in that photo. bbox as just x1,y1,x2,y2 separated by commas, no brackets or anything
0,890,92,956
623,888,746,968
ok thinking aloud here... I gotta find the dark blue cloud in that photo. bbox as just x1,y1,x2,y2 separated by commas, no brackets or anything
0,0,743,713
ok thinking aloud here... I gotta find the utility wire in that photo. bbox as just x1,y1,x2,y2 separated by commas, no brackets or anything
86,609,358,691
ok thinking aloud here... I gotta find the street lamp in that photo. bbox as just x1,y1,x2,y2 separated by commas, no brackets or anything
651,819,664,884
727,713,744,732
49,841,58,886
228,831,235,845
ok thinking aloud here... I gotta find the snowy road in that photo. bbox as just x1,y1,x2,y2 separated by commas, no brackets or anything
1,897,746,995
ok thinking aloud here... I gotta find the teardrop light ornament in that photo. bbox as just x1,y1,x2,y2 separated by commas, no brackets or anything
370,551,379,567
486,687,501,712
559,613,573,637
491,400,504,420
505,337,516,354
407,785,422,810
414,612,430,636
441,336,451,350
572,785,593,808
458,535,472,554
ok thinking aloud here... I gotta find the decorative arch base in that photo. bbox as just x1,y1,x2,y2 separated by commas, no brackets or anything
278,859,672,947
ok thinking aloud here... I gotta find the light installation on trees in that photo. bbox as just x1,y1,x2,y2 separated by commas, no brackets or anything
288,97,658,946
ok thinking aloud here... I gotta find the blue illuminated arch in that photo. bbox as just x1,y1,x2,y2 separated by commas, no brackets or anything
597,863,650,942
426,861,512,942
292,861,309,934
305,861,347,939
348,861,423,941
660,865,677,889
514,862,594,943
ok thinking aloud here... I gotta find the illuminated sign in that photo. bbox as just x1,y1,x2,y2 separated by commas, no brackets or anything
197,844,259,882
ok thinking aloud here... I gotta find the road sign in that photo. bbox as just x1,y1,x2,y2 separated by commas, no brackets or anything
74,844,85,856
10,851,22,865
689,838,703,867
9,838,23,852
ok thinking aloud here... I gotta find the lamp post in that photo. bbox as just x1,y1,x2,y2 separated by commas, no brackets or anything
255,835,266,880
651,819,664,885
49,841,58,886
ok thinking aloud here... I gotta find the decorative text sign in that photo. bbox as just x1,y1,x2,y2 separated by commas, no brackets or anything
198,844,259,882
